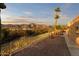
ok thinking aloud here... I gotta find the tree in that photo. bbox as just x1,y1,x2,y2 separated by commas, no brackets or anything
0,3,6,24
54,7,61,31
0,3,6,44
0,3,6,9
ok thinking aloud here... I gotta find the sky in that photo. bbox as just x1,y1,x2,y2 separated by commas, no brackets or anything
1,3,79,25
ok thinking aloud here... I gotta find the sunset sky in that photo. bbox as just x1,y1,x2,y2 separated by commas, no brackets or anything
1,3,79,25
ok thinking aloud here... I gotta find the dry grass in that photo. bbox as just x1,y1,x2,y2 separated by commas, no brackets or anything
0,33,49,56
0,36,35,55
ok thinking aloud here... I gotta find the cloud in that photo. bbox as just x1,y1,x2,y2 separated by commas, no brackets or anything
1,11,50,25
1,9,16,20
1,10,51,25
1,9,72,25
24,11,33,16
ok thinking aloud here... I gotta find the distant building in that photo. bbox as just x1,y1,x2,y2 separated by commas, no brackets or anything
67,16,79,28
65,16,79,56
66,16,79,45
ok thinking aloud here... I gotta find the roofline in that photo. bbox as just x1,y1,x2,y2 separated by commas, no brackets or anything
67,16,79,27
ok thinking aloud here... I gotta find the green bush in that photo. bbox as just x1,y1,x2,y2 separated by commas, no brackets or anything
26,30,39,36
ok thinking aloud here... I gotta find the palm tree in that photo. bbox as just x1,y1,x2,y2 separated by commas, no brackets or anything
0,3,6,31
54,7,61,31
0,3,6,9
0,3,6,50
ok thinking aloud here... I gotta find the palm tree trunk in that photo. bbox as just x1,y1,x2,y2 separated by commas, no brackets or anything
0,9,1,56
0,9,1,34
54,18,58,31
0,9,1,35
0,9,1,29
